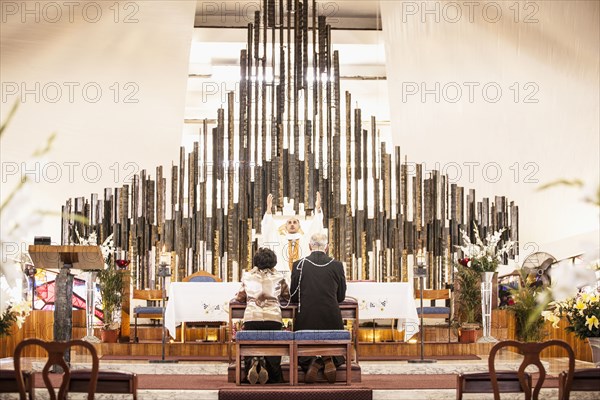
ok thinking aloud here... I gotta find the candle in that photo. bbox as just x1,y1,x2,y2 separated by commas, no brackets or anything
159,246,171,266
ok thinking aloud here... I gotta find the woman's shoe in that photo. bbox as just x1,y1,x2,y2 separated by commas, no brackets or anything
258,357,269,384
247,357,259,384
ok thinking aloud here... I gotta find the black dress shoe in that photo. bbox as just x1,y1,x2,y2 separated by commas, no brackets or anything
323,356,337,384
304,357,323,383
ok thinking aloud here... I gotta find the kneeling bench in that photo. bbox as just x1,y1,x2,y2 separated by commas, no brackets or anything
235,330,295,385
294,330,352,385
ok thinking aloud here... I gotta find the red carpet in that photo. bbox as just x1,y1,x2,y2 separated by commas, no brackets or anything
219,388,372,400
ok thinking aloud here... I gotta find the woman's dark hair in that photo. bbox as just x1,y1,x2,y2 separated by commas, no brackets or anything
253,248,277,270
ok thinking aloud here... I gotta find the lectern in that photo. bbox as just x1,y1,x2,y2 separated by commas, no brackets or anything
28,245,104,347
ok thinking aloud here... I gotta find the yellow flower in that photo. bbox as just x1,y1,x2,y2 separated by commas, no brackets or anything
575,300,587,315
585,315,599,330
542,310,561,328
581,292,598,304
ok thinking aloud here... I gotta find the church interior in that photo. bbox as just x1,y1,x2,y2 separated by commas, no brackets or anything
0,1,599,399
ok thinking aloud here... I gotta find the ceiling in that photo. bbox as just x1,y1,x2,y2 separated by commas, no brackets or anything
194,1,382,29
184,0,388,140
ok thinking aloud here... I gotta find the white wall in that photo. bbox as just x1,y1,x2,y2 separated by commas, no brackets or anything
382,0,599,259
1,1,196,256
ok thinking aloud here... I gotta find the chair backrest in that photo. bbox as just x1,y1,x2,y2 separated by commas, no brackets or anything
488,340,575,400
183,270,222,282
133,289,163,302
13,338,99,400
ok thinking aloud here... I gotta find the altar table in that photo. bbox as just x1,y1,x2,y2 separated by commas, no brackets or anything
164,282,240,338
164,281,419,340
346,281,419,339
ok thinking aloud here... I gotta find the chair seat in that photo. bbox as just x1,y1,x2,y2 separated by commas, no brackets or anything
0,369,33,394
236,330,294,341
417,306,450,315
134,306,163,315
69,369,137,395
458,371,532,395
294,330,351,340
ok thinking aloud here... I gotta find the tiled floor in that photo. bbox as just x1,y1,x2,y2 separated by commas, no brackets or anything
1,353,598,400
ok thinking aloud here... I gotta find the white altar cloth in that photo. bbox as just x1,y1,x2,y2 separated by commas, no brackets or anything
164,282,240,338
164,281,419,340
346,281,419,339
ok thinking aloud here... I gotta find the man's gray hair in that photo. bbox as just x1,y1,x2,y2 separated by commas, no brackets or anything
309,232,328,250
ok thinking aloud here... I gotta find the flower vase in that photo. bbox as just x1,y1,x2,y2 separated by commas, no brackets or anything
588,337,600,366
477,271,498,343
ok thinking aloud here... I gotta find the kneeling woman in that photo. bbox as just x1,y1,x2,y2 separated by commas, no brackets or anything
235,248,290,384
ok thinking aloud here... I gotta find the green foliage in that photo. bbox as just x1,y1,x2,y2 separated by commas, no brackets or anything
454,264,481,325
0,308,17,336
97,252,123,330
507,269,547,342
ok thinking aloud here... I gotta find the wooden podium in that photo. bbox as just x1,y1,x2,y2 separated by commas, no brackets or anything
28,245,104,349
28,245,104,271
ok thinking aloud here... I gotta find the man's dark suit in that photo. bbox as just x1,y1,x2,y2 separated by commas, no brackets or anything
290,250,347,373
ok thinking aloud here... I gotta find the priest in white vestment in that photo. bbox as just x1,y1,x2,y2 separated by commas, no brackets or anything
259,192,324,280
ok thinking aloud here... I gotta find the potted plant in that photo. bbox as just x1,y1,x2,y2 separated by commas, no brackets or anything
96,234,124,342
543,287,600,365
453,262,481,343
506,269,546,342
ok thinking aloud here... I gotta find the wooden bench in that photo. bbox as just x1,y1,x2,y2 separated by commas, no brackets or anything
229,299,359,385
69,370,138,400
235,330,295,385
229,299,359,363
293,330,353,385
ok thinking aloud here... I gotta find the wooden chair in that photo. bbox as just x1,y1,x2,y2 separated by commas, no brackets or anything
180,270,224,342
132,289,164,343
13,338,99,400
0,370,34,399
415,288,452,342
457,339,575,400
69,370,138,400
558,367,600,400
182,270,222,283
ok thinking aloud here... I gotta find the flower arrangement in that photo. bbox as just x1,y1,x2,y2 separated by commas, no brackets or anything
0,295,32,337
506,269,547,342
457,225,515,273
542,288,600,340
76,231,123,330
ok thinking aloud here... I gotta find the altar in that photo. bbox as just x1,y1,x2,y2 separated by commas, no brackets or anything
164,281,419,340
164,282,240,338
346,282,419,339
